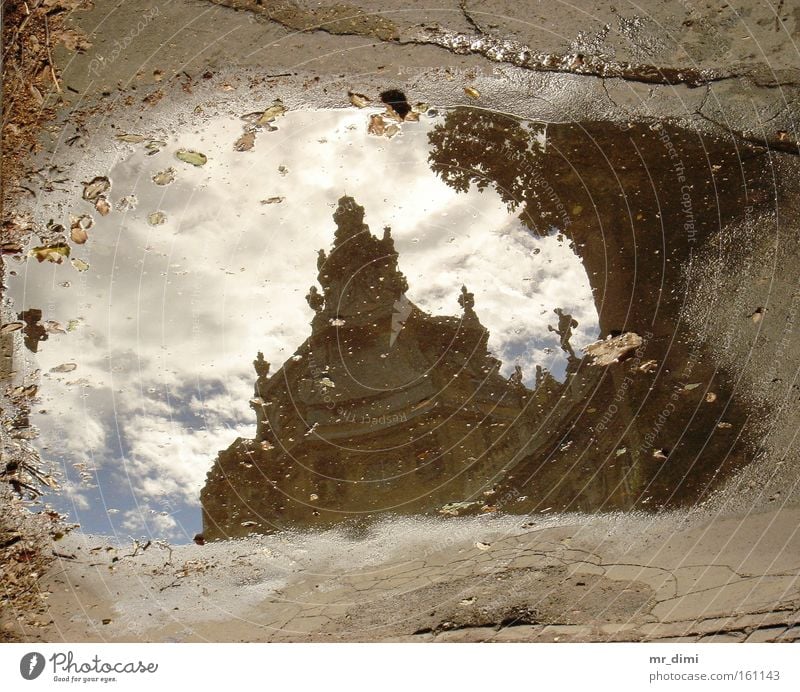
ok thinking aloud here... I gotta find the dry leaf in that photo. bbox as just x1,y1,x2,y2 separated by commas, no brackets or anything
95,197,111,215
116,133,147,143
255,101,286,126
82,176,110,201
368,114,386,136
348,92,371,108
70,226,88,244
234,131,256,152
152,168,175,186
175,149,207,166
30,243,70,263
50,363,78,373
584,332,643,366
0,322,23,335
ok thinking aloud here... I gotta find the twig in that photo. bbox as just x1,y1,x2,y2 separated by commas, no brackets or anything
52,550,77,560
43,14,61,93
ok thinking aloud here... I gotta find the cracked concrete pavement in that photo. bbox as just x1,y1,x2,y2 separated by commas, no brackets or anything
42,0,800,157
24,506,800,642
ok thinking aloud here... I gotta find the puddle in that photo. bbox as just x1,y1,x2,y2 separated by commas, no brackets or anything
4,104,770,541
6,107,598,541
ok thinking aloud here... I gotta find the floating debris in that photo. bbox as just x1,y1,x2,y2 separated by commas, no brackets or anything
309,493,319,501
653,448,669,460
439,500,481,516
95,197,111,216
152,167,176,186
82,176,110,201
367,114,400,138
145,140,166,155
175,149,208,166
148,211,167,225
117,194,137,212
234,131,256,152
261,197,285,205
717,421,733,429
683,383,701,391
348,91,371,108
239,100,287,129
50,363,77,373
256,100,287,126
638,359,658,373
71,258,89,272
45,320,66,334
30,243,70,264
367,114,386,136
615,447,627,456
69,213,93,235
584,332,643,366
115,133,147,143
705,392,718,403
277,165,289,176
70,225,88,245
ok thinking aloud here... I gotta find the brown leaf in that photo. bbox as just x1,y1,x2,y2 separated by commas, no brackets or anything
367,114,386,136
70,225,88,244
234,131,256,152
348,92,371,108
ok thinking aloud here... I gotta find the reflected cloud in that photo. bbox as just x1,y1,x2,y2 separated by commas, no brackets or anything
11,108,596,540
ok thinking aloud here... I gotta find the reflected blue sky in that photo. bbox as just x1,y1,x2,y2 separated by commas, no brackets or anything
9,108,598,541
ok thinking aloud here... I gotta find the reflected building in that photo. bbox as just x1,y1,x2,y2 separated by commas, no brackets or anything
202,196,559,538
202,111,769,539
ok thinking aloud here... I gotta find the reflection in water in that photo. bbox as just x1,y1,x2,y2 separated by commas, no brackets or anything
204,108,771,538
9,108,597,541
548,308,579,361
203,195,557,537
6,104,772,541
427,109,550,235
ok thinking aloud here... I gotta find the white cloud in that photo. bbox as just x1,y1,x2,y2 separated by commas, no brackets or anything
12,109,599,525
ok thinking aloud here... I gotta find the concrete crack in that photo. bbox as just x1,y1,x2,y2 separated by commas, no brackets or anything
696,110,800,155
207,0,740,88
600,78,619,109
459,0,484,35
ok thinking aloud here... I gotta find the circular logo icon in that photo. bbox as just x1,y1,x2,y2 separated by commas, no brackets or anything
20,652,45,681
